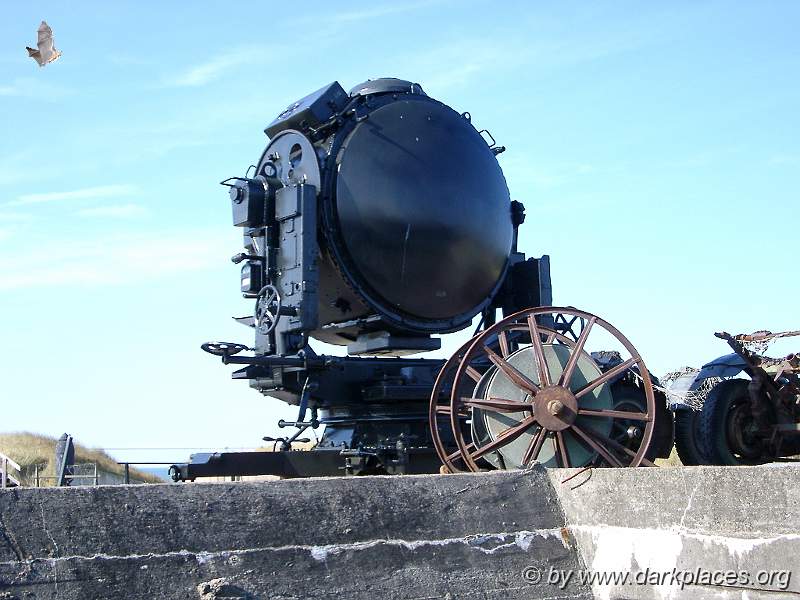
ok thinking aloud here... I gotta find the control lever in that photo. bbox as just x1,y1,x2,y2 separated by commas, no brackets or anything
262,436,311,452
231,252,265,264
278,419,319,428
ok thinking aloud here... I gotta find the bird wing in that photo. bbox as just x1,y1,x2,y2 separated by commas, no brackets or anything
36,21,53,46
36,21,60,64
26,46,45,66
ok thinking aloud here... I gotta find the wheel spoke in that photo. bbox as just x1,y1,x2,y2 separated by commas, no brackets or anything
558,316,597,387
483,345,540,395
555,431,571,467
577,408,651,421
471,416,536,460
466,365,482,382
447,442,474,463
570,424,624,467
461,397,533,413
597,433,657,467
498,330,510,358
526,315,551,386
521,426,547,465
574,358,637,400
436,405,469,417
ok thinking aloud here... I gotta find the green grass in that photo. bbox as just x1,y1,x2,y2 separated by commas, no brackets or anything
0,431,162,486
655,446,684,467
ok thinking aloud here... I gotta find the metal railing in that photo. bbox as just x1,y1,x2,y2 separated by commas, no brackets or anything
31,463,99,487
1,458,171,488
0,452,21,488
117,462,174,484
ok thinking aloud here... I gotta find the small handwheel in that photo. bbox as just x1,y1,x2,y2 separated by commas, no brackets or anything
255,285,282,334
446,307,657,471
201,342,250,356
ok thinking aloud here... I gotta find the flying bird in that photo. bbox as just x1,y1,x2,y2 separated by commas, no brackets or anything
26,21,62,67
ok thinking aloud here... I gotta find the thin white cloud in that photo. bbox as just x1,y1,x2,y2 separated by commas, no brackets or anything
397,37,532,96
0,212,33,223
77,204,148,218
292,0,447,30
0,149,47,186
10,184,136,206
0,230,231,290
170,47,261,87
0,77,74,100
401,11,677,98
769,154,800,165
329,1,442,24
106,53,153,67
0,213,33,243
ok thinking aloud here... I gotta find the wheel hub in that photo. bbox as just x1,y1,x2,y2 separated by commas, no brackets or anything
534,386,577,431
727,403,763,459
480,343,614,468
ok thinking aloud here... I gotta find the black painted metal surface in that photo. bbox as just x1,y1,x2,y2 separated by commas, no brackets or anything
334,98,512,323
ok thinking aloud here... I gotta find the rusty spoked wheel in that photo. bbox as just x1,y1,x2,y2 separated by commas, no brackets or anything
429,325,578,473
429,336,477,473
447,307,656,471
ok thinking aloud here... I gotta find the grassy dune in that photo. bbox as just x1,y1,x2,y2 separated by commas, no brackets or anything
0,432,162,486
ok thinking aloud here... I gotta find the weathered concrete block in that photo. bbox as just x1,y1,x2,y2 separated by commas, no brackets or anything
0,469,590,599
548,465,800,599
3,465,795,599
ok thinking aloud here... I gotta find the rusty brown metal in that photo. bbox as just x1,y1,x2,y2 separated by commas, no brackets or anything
713,330,800,458
533,386,578,432
521,426,548,465
731,330,800,343
526,315,552,387
460,397,533,412
558,316,597,388
483,345,540,395
441,307,657,472
429,324,577,473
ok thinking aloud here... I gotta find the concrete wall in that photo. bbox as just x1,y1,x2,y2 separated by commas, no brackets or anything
0,466,797,600
0,469,590,600
550,464,799,600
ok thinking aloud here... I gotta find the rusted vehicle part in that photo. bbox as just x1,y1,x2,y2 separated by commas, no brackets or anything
697,331,800,464
432,307,658,471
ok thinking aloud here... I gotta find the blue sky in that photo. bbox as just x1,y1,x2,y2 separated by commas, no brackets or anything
2,1,799,462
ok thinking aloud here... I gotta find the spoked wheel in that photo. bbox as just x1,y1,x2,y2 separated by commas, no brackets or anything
441,307,657,471
429,325,577,473
429,336,480,474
